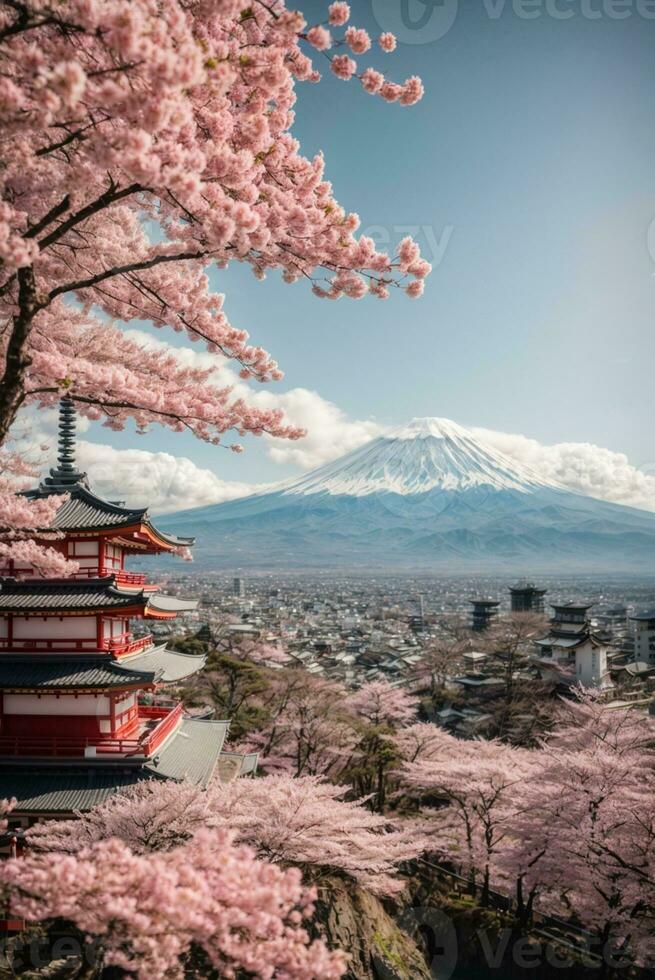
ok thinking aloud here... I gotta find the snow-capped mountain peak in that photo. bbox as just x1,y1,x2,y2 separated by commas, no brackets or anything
280,417,561,497
165,415,655,571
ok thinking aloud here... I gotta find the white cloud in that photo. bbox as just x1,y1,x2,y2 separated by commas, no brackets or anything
10,407,261,514
76,442,261,514
248,388,385,470
122,329,384,470
16,336,655,515
472,427,655,513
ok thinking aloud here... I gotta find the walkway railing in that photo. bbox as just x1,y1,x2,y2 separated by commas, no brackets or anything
0,633,153,656
0,703,182,759
0,568,149,586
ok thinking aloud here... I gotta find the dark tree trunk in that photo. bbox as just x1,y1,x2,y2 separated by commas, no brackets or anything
0,267,37,445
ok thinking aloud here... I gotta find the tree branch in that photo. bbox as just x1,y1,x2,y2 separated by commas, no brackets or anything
46,249,209,303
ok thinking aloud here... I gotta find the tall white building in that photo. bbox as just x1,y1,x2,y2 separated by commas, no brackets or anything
532,602,612,689
631,610,655,665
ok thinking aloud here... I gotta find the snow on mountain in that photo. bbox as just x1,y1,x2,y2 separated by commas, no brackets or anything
163,417,655,571
279,417,561,497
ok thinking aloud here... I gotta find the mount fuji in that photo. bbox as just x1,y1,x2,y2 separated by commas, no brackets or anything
163,418,655,571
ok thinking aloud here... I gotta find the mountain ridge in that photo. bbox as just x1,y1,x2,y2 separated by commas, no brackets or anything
162,418,655,571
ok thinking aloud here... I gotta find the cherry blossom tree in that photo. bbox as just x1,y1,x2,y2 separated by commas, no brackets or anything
0,0,427,570
481,612,549,741
393,721,456,764
410,635,468,701
0,447,79,574
2,828,347,979
0,0,427,439
396,724,537,904
346,680,417,729
500,697,655,960
243,670,358,778
28,775,426,898
344,680,417,811
27,778,212,854
395,700,655,965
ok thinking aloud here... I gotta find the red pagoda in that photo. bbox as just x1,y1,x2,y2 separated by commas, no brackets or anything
0,399,256,826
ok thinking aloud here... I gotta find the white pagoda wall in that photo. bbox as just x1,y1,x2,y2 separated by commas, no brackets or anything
4,694,111,715
13,616,96,640
1,692,138,737
103,618,128,638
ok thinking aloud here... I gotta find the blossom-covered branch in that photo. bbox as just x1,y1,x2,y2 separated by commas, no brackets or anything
0,0,428,447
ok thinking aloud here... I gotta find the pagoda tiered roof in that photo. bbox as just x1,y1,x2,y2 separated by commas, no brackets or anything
119,644,207,682
0,717,230,815
0,657,157,690
0,647,206,688
0,576,198,618
26,483,194,551
22,397,193,552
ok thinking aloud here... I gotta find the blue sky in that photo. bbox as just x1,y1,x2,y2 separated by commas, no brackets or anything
75,0,655,502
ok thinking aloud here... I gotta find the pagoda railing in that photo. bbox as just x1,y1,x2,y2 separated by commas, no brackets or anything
0,703,183,759
140,702,183,754
0,568,149,587
0,633,154,656
104,633,154,656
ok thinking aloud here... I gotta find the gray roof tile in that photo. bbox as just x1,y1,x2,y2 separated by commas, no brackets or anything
0,578,145,612
0,767,144,814
0,657,157,689
145,718,229,786
119,645,206,683
0,719,231,812
26,484,194,547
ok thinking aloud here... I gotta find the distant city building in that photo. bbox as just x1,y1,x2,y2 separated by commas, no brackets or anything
509,581,546,614
409,593,426,634
532,602,611,689
233,576,246,598
630,609,655,666
469,598,500,632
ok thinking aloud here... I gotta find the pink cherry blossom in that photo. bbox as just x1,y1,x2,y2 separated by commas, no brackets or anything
30,776,427,899
307,25,332,51
344,27,371,55
380,81,403,103
3,829,347,979
0,0,427,567
379,33,397,53
401,76,425,106
330,54,357,80
346,680,417,727
361,68,385,95
328,2,351,26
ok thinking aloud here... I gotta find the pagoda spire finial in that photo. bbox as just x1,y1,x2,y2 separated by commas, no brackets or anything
40,397,88,491
57,396,77,474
